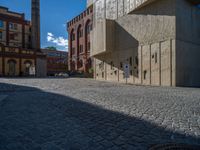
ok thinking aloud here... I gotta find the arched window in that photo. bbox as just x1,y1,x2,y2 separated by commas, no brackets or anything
70,29,75,41
24,60,32,75
70,29,75,57
85,20,91,52
85,20,91,35
7,59,16,76
79,59,83,68
77,25,83,55
71,61,75,70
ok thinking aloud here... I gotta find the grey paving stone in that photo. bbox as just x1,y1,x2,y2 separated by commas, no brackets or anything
0,78,199,149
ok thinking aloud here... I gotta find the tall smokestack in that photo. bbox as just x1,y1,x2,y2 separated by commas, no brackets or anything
31,0,40,50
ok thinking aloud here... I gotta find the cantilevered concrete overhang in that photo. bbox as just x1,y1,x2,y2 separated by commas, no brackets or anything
91,19,115,57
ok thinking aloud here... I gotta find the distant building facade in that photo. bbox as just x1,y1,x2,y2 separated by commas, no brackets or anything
67,5,93,75
42,49,68,76
0,0,46,77
91,0,200,87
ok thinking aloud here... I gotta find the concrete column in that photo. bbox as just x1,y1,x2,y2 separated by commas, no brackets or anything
170,39,173,86
105,60,107,80
149,44,152,85
159,42,161,86
94,58,96,79
141,45,143,84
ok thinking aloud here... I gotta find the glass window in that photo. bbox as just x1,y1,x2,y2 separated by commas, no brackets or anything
9,23,17,30
9,33,15,40
14,24,18,30
0,20,3,28
0,31,2,40
9,23,14,29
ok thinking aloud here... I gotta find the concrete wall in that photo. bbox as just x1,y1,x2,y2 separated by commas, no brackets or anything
93,0,176,86
91,19,115,56
175,0,200,87
94,0,158,21
94,39,176,86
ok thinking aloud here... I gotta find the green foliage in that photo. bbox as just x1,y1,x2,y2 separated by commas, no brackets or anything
89,68,94,74
45,46,57,50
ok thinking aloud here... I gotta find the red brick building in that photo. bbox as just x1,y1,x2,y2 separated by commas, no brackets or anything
41,49,68,76
0,3,46,77
67,5,93,75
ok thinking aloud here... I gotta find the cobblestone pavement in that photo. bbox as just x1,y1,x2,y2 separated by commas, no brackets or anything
0,78,200,150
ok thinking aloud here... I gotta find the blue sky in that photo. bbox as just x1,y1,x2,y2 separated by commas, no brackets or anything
0,0,87,51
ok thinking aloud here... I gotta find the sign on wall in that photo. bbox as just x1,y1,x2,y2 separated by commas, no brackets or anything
29,66,36,76
123,63,130,78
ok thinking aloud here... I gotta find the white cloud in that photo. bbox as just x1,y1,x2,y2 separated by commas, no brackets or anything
47,32,68,49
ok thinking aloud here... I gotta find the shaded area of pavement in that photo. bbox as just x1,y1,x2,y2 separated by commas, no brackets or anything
0,82,199,150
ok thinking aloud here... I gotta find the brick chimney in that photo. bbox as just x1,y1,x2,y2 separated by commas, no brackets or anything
31,0,40,50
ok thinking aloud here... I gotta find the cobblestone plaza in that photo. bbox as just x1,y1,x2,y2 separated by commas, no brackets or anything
0,78,200,149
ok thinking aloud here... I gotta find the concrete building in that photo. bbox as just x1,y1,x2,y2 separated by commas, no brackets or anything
41,49,68,76
0,0,46,77
67,5,93,76
91,0,200,87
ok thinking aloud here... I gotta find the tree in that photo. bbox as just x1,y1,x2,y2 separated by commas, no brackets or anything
45,46,57,50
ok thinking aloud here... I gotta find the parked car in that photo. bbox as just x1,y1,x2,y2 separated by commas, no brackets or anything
55,73,69,78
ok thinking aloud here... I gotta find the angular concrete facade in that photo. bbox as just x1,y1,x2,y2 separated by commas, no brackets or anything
91,0,200,87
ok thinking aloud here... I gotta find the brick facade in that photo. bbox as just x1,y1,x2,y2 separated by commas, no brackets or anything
67,5,93,75
0,5,46,77
41,49,68,76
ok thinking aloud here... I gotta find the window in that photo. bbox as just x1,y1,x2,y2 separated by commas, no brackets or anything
129,57,132,66
144,70,147,80
78,29,83,38
120,62,123,68
0,31,2,40
110,61,113,70
8,59,16,76
87,25,90,34
155,52,158,63
71,33,75,41
0,20,3,28
152,52,158,63
79,45,83,53
9,33,18,40
28,36,31,42
102,72,104,78
14,24,17,30
135,56,139,66
9,33,15,40
9,23,14,29
79,59,83,67
130,70,133,76
136,70,139,76
9,23,17,30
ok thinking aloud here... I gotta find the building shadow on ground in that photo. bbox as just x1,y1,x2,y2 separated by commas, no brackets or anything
0,82,199,150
